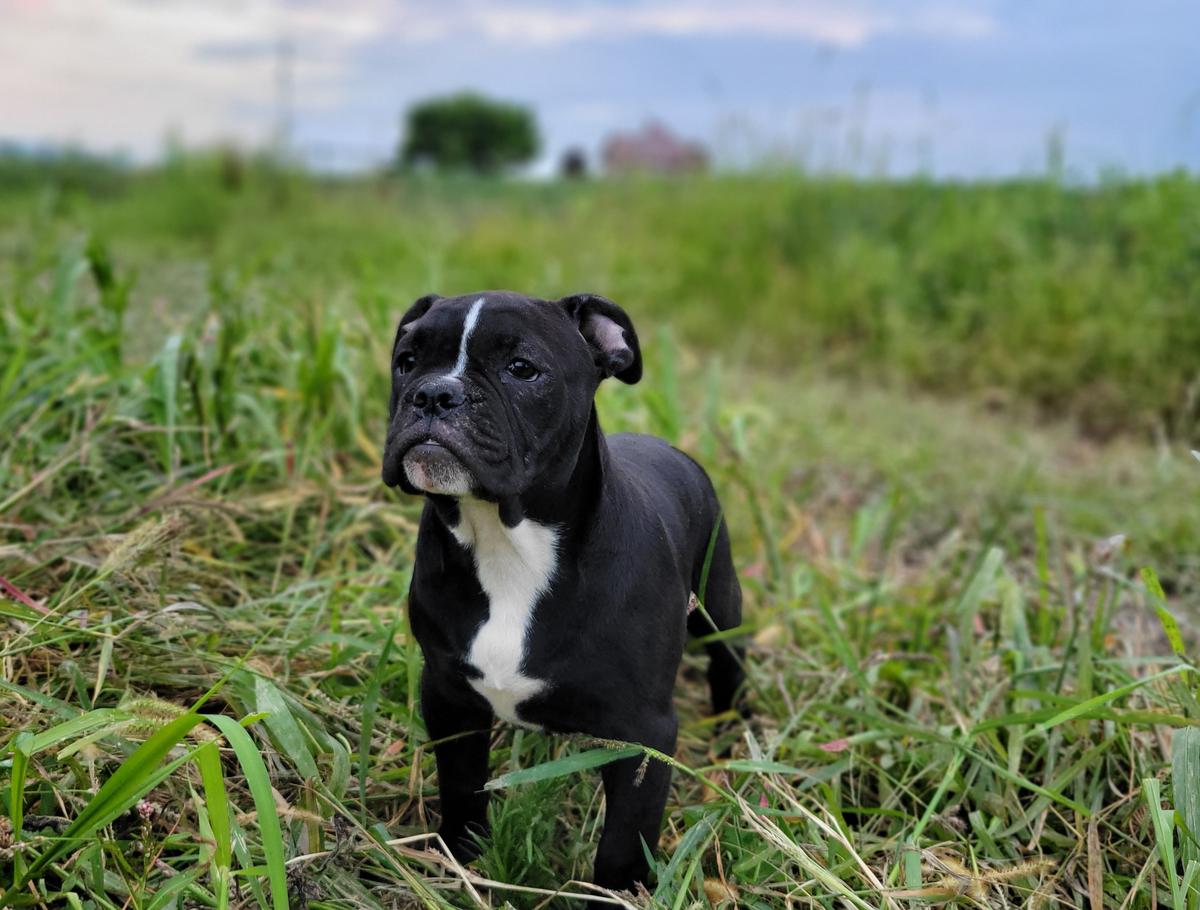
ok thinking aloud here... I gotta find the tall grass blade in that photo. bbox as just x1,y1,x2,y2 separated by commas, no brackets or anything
1037,665,1192,731
484,745,642,790
1145,777,1185,909
1174,728,1200,870
955,546,1004,660
24,708,129,757
195,741,233,910
1142,567,1186,658
8,731,33,887
654,809,721,904
253,674,319,781
205,713,289,910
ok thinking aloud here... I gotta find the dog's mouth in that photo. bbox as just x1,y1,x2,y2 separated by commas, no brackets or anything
384,408,521,496
384,428,477,495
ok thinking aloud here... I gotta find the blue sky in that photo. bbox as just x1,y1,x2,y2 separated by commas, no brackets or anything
1,0,1197,177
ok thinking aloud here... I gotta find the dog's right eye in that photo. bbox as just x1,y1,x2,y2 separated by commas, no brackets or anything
396,352,417,374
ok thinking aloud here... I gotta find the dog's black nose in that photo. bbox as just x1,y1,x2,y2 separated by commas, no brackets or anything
412,376,466,417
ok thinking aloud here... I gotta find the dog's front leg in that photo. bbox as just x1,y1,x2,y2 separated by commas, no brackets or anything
422,669,494,862
593,712,678,891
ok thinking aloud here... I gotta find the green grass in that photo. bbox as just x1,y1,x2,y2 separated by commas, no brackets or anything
2,168,1199,908
5,159,1200,439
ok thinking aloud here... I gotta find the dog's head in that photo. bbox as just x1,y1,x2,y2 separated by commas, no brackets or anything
381,290,641,500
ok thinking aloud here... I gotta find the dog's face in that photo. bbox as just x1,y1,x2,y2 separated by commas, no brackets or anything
381,291,641,500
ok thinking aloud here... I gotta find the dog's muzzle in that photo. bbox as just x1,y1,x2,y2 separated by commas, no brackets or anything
401,440,474,495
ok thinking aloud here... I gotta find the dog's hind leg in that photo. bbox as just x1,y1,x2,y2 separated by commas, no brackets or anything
688,517,746,716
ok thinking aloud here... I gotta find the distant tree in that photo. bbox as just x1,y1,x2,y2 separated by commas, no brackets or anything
399,94,539,174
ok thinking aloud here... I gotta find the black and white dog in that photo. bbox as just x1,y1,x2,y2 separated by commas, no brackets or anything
381,290,744,890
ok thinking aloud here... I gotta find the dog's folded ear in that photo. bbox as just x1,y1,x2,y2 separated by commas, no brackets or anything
558,293,642,384
391,293,442,358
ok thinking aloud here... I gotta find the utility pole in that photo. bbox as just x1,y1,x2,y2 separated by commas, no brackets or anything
273,33,294,162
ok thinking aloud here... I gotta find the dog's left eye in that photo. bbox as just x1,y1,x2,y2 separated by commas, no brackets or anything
506,359,540,381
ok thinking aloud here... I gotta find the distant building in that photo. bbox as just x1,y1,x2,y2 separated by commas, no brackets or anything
600,121,708,175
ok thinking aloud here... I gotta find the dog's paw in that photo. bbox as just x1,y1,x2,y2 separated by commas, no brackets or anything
435,823,487,865
593,856,651,893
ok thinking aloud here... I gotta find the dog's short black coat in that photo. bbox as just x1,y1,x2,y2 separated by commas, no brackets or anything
381,290,744,891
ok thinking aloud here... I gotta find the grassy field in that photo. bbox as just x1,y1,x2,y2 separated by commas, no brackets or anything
9,157,1200,439
2,165,1200,908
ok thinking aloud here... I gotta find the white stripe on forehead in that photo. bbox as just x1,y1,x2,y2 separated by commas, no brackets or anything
447,297,486,378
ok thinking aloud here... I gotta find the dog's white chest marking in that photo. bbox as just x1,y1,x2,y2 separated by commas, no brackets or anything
451,500,557,725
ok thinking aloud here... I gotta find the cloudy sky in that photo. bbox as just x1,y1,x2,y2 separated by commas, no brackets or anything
1,0,1197,177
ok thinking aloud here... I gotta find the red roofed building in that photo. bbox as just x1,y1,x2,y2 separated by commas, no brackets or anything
601,121,709,175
